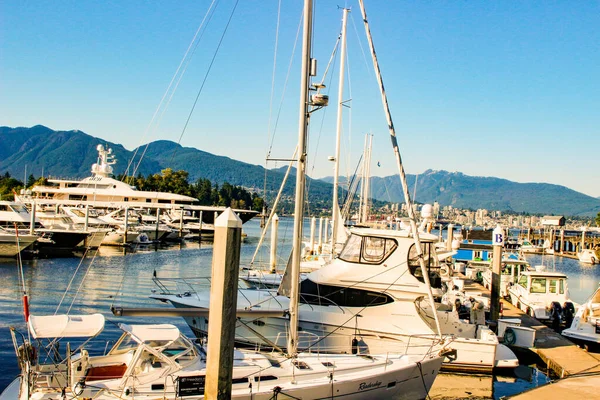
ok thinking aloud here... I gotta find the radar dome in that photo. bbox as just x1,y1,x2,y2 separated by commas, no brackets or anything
421,204,433,219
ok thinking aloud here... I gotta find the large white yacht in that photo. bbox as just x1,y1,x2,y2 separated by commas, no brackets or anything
17,144,258,226
24,145,198,207
152,226,518,373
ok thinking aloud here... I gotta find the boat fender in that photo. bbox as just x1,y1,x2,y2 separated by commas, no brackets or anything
504,327,517,345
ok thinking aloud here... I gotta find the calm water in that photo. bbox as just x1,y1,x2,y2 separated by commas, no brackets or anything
0,219,595,398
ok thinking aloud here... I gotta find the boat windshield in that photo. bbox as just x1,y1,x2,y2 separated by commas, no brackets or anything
338,234,397,264
9,204,28,213
591,287,600,304
70,209,86,217
530,278,547,294
111,333,139,354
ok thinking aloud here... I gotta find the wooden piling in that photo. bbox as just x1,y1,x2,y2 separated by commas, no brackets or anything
270,214,279,273
29,201,36,235
124,206,129,245
205,208,242,400
179,208,184,238
155,208,160,241
490,225,503,322
310,216,316,254
446,224,454,252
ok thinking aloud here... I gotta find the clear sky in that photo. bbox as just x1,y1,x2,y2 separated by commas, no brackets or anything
2,1,599,197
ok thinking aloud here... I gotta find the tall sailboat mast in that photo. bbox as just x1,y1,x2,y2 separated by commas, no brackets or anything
358,0,442,335
331,7,349,252
287,0,313,357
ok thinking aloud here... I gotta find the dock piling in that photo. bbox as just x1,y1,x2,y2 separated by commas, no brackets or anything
205,208,242,400
490,225,503,322
270,214,279,273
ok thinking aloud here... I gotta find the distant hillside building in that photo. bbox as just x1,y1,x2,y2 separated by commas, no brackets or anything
541,215,565,227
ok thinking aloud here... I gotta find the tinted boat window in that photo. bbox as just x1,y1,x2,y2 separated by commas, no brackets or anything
299,279,393,307
530,278,546,294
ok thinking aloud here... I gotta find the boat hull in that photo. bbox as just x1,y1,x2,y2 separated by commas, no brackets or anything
160,295,510,374
0,234,37,257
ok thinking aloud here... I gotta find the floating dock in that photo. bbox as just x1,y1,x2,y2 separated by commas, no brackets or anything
500,300,600,378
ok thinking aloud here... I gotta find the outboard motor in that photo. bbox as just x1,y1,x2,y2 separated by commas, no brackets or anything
563,301,576,329
455,299,470,320
549,301,562,331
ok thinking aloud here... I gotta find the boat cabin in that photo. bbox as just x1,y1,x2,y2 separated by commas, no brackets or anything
301,229,444,306
507,270,571,320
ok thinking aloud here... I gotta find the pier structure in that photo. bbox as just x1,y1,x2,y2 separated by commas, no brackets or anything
519,228,600,258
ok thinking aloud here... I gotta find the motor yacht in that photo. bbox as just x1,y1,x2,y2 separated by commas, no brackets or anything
507,268,576,324
562,283,600,349
577,248,598,265
152,227,518,373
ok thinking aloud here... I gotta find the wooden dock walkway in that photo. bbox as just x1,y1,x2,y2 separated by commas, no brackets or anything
500,299,600,378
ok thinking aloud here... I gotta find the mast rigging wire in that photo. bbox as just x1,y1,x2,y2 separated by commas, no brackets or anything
169,0,240,166
123,0,220,181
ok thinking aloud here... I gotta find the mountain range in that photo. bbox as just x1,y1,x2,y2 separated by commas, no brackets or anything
2,125,599,217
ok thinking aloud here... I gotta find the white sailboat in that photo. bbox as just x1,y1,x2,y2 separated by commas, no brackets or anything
1,313,442,399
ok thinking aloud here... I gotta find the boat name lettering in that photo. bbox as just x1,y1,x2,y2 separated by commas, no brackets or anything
358,380,382,391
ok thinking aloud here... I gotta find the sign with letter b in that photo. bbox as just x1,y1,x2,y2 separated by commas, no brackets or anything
493,225,504,246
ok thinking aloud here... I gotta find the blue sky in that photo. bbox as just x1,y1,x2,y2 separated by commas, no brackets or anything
2,1,599,198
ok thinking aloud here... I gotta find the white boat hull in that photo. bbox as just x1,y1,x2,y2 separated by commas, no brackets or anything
159,292,514,373
0,234,37,257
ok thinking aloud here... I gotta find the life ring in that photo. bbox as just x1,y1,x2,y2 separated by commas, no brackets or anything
504,327,517,345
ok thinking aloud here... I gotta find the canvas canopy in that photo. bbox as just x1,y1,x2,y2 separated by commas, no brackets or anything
29,314,105,339
119,323,180,343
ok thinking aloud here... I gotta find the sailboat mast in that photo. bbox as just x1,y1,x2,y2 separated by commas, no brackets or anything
358,0,442,336
331,7,349,252
287,0,313,357
358,134,367,224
